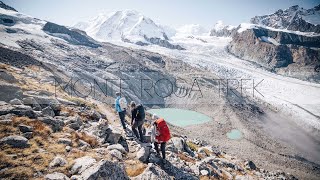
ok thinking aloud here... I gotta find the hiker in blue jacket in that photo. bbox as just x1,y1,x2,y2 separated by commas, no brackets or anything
115,92,127,130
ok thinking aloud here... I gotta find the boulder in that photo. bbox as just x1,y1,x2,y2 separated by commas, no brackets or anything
0,135,29,148
0,103,36,118
9,98,22,105
0,69,18,83
66,146,71,152
45,172,69,180
49,156,67,168
58,138,72,146
109,149,123,160
39,116,64,132
170,137,185,152
89,110,101,121
70,156,96,175
0,82,23,102
30,95,60,110
131,163,170,180
200,169,209,176
71,160,129,180
23,132,33,139
42,106,55,117
18,124,33,133
0,119,12,125
136,146,151,163
78,139,90,147
22,97,41,110
106,128,122,144
68,122,81,130
244,160,256,170
65,116,82,130
214,158,236,169
106,144,126,154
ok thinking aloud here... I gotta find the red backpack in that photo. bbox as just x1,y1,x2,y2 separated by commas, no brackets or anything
155,118,171,142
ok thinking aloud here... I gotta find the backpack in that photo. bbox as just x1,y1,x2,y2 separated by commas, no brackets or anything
136,104,145,121
119,97,127,111
155,118,171,142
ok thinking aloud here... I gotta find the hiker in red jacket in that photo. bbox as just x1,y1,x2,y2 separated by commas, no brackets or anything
151,114,171,160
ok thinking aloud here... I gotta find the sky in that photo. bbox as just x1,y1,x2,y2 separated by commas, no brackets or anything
2,0,319,29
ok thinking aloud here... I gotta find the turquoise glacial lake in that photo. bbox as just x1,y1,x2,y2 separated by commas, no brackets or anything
147,108,211,127
227,129,242,140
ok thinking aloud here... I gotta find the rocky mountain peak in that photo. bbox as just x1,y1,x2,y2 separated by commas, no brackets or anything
0,1,17,12
250,4,320,33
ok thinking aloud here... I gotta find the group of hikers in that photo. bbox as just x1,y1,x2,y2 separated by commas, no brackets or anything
114,92,171,160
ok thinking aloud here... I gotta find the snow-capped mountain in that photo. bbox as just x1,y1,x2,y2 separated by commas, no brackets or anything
74,10,184,49
210,20,236,37
175,24,209,36
250,4,320,33
74,10,169,42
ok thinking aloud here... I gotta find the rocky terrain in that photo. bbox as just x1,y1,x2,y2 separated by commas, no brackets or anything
209,5,320,82
1,1,320,180
210,6,318,83
0,60,299,180
250,5,320,33
227,25,320,82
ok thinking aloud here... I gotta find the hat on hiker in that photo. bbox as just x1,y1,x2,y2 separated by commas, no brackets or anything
116,92,121,96
130,101,136,108
152,114,158,120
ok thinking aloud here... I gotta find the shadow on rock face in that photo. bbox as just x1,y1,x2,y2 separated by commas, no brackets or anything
153,157,197,180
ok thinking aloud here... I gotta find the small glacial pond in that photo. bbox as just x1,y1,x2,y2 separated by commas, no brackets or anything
147,108,211,127
227,129,242,140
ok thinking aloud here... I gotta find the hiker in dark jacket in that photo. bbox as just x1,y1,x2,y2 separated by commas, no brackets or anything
130,101,145,142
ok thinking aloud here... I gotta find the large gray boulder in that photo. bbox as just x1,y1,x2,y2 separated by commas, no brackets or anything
49,156,67,168
106,144,126,154
0,103,36,118
136,145,151,163
131,163,171,180
22,97,41,111
65,116,83,130
42,106,55,117
0,82,23,102
170,137,185,152
9,98,23,105
71,160,129,180
0,135,29,148
28,95,61,114
45,172,69,180
39,116,64,132
109,149,123,160
106,128,122,144
0,69,18,83
70,156,96,175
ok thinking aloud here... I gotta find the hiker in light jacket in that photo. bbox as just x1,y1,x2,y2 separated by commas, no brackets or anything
115,92,127,130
